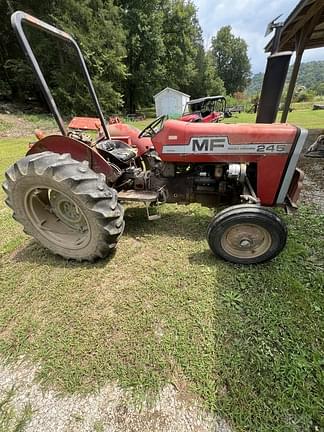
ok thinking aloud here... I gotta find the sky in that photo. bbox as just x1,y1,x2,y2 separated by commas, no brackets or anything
193,0,324,74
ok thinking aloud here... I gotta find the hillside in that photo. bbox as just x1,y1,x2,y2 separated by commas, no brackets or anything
248,60,324,95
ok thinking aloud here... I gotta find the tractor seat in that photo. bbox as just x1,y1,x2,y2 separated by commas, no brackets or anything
96,139,137,163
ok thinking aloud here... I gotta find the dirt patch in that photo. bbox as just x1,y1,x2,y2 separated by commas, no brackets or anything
298,156,324,211
0,113,58,138
0,359,231,432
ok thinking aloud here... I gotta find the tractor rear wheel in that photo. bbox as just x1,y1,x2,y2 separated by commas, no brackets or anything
2,151,124,261
207,204,287,264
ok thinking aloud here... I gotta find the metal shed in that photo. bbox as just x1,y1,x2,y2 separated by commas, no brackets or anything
154,87,190,117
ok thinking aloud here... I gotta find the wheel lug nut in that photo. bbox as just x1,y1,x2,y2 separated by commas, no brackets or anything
240,239,251,247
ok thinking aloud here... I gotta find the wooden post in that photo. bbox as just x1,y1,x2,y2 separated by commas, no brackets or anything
281,7,324,123
280,48,303,123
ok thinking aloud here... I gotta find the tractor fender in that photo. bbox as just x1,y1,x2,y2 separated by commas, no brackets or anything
27,135,119,182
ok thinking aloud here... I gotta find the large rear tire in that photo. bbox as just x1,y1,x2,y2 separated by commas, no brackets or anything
207,204,287,264
2,151,124,261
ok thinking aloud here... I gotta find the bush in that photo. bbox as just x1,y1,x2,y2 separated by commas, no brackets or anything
294,88,315,103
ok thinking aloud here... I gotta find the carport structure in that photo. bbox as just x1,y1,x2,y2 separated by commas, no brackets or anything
257,0,324,123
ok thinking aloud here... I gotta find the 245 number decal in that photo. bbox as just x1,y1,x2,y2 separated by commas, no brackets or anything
256,144,287,153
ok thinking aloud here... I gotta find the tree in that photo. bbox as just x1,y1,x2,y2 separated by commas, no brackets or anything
50,0,127,115
210,26,251,94
0,0,51,102
248,61,324,96
161,0,204,98
203,52,226,96
315,82,324,96
0,0,127,115
116,0,166,112
1,0,227,113
117,0,209,111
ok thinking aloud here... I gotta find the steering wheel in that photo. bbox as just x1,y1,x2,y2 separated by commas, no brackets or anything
139,115,166,138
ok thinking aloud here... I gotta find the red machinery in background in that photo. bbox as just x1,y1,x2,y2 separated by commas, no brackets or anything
179,96,229,123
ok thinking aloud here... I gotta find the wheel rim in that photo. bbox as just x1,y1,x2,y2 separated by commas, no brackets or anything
24,186,91,250
220,223,272,259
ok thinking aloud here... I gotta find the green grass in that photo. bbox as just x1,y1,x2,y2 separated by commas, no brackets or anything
0,137,323,431
0,388,33,432
280,109,324,128
0,119,10,133
21,113,57,129
133,108,324,130
124,118,151,130
224,109,324,129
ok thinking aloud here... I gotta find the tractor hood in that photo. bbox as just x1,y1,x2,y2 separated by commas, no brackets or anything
152,119,299,149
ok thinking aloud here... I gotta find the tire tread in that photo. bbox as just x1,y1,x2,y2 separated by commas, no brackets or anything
207,204,287,264
2,151,124,261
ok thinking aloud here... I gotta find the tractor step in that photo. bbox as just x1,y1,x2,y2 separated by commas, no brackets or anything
118,190,161,221
118,190,159,202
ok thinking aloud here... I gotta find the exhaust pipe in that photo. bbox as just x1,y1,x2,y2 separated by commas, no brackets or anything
256,51,292,124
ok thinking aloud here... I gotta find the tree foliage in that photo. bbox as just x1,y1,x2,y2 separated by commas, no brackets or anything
0,1,252,115
210,26,251,95
161,0,204,98
1,0,126,115
116,0,166,112
248,61,324,98
51,0,127,115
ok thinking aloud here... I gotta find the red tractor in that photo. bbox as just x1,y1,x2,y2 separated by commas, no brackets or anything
179,96,228,123
3,12,308,265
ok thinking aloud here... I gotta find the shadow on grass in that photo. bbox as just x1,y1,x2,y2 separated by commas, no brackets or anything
188,249,277,269
13,240,116,268
188,249,220,266
13,206,212,267
123,206,211,240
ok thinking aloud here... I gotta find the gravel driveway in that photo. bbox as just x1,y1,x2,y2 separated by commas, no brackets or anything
0,360,231,432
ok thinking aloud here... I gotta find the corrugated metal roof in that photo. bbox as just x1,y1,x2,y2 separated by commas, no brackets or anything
153,87,190,99
265,0,324,52
187,95,225,105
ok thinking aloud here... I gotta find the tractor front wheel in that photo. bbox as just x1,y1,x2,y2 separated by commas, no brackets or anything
3,151,124,261
207,204,287,264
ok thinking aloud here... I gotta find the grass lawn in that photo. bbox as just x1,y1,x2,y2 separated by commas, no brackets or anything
0,132,323,431
131,108,324,130
134,108,324,130
224,110,324,129
131,103,324,129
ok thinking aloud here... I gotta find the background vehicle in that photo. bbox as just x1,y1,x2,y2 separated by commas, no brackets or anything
3,11,308,264
179,96,229,123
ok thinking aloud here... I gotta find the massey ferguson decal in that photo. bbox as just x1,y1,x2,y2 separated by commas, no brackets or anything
192,137,228,152
162,137,291,155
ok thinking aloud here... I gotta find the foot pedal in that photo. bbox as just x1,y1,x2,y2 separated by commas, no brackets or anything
118,190,159,202
145,202,161,221
118,189,161,221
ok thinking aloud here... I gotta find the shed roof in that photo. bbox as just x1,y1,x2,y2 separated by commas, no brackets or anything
187,95,225,105
265,0,324,52
154,87,190,99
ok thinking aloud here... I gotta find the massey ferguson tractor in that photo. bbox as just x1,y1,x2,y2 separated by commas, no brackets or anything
2,11,309,265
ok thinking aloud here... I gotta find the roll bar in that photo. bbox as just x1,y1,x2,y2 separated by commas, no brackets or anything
11,11,110,139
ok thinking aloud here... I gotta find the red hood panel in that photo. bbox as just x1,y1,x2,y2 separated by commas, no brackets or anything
153,119,298,147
